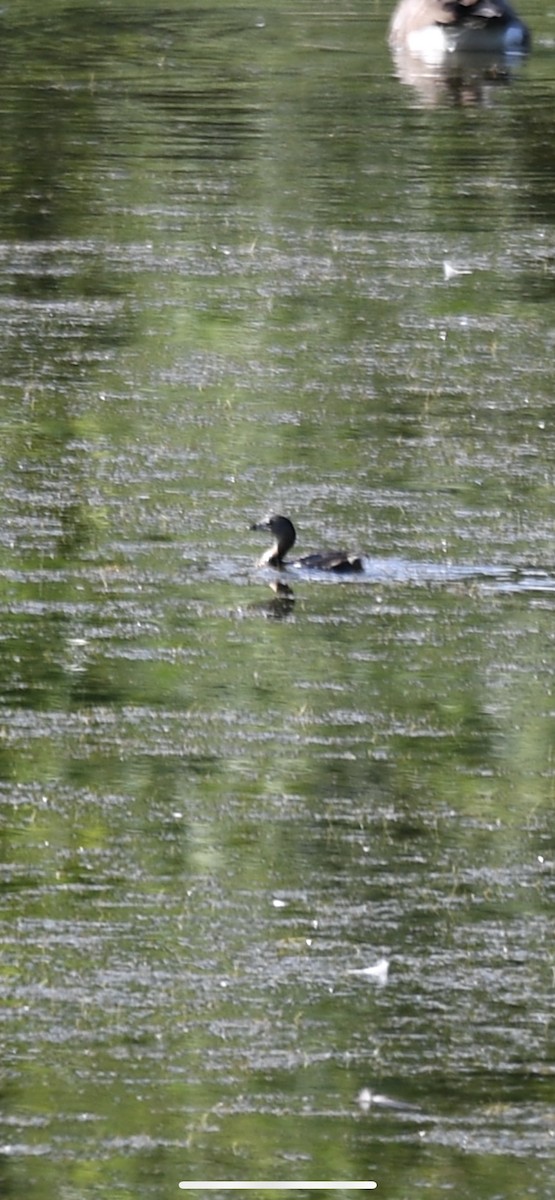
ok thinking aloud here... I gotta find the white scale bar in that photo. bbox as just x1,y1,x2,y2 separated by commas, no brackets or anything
179,1184,377,1191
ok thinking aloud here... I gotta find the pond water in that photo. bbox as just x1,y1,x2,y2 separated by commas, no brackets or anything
0,2,554,1198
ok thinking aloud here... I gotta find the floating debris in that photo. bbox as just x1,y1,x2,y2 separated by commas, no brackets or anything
347,957,390,985
357,1087,420,1114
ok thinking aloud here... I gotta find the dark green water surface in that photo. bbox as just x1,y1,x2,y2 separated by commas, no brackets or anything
0,2,554,1198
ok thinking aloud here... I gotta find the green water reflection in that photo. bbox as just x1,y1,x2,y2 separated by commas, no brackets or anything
0,1,554,1198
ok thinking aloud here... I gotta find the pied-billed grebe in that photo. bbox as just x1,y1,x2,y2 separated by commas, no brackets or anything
389,0,530,57
250,514,363,574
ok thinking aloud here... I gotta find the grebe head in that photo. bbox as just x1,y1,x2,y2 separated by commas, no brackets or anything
250,515,296,566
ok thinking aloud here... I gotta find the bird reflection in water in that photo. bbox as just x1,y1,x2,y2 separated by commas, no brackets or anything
246,581,296,620
391,46,526,105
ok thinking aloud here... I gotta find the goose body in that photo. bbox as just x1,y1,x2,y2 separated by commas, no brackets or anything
389,0,530,60
251,515,363,574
